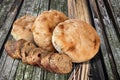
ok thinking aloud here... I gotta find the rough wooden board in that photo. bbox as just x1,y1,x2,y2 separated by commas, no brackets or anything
0,1,23,80
0,0,15,28
24,65,34,80
50,0,68,16
0,50,7,71
31,67,44,80
109,0,120,27
102,0,120,39
8,60,19,80
88,0,120,80
96,0,120,76
0,0,15,51
0,0,23,54
0,55,14,80
14,62,26,80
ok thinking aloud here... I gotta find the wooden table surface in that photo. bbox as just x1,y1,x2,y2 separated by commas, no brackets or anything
0,0,120,80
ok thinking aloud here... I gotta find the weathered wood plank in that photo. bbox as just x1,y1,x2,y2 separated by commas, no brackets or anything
0,55,15,80
0,50,7,71
14,62,26,80
103,0,120,39
8,60,19,80
0,0,23,80
24,65,34,80
31,67,44,80
50,0,68,16
109,0,120,27
0,0,16,52
88,0,120,80
96,0,120,77
0,0,15,28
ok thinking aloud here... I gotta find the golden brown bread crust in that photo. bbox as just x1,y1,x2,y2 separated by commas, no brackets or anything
41,53,72,74
11,15,36,42
52,19,100,63
32,10,68,52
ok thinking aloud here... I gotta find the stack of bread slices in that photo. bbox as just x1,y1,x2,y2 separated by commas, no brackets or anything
5,10,100,74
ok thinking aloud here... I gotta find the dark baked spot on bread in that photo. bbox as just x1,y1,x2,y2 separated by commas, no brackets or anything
67,45,75,51
38,53,41,57
35,32,39,35
28,29,31,32
41,17,47,22
54,12,58,16
48,27,53,33
59,24,64,29
22,27,25,30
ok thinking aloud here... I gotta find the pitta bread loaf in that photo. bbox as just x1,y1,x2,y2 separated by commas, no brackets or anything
52,19,100,63
32,10,68,52
11,15,36,42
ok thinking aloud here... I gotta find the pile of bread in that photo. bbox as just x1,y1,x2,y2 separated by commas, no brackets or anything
5,10,100,74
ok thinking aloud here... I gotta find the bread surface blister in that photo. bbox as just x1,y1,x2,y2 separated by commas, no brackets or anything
4,10,100,74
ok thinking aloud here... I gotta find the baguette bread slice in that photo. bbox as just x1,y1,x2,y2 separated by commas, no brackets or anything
41,53,72,74
5,39,26,59
21,41,36,64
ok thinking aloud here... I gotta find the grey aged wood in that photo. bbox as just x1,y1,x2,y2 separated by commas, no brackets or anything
88,0,120,80
96,0,120,77
109,0,120,27
0,0,15,28
102,0,120,39
0,0,16,52
0,0,23,80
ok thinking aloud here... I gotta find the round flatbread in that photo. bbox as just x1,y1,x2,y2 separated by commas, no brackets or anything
32,10,68,52
11,15,36,42
52,19,100,63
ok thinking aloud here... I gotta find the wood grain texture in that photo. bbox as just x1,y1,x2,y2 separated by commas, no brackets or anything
109,0,120,28
0,0,23,80
96,0,120,77
0,0,17,51
0,0,15,28
88,0,120,80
